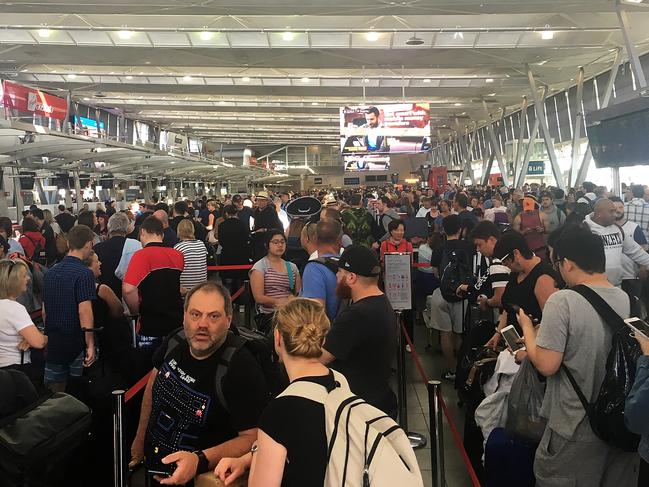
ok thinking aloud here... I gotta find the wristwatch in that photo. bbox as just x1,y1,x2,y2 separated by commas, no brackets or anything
192,450,209,474
250,443,259,455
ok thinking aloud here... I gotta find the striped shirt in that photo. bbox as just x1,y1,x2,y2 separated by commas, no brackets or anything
174,239,208,290
250,257,298,314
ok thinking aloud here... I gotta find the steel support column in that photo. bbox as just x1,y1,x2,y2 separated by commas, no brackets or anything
516,116,541,189
568,67,585,188
526,65,566,190
513,97,528,184
616,1,648,90
73,170,82,213
482,102,509,186
575,49,623,187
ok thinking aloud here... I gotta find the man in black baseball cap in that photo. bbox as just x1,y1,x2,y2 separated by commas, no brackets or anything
319,245,398,418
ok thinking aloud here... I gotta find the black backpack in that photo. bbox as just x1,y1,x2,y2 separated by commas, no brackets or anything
163,327,285,412
439,247,473,303
562,285,641,452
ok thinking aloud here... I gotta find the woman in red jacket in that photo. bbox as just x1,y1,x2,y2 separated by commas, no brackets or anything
380,219,413,261
18,217,45,262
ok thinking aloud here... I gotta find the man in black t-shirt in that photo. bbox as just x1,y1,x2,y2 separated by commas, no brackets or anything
320,245,398,418
55,205,76,233
129,282,268,486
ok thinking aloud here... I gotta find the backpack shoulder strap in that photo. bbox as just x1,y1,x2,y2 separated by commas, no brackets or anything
278,379,329,404
284,260,295,293
163,327,187,360
570,285,628,334
214,332,248,413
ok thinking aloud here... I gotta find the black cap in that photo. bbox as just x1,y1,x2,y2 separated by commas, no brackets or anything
338,245,381,277
285,196,322,220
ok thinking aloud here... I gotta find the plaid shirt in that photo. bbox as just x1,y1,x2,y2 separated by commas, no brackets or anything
625,198,649,241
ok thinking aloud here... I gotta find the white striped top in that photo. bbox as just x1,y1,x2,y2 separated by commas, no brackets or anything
174,239,208,290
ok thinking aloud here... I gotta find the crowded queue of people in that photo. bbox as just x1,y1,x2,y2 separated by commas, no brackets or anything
1,180,649,486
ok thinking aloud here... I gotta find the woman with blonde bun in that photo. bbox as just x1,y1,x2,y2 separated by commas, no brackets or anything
215,298,333,487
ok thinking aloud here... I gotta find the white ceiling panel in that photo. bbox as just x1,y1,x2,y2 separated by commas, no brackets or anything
186,32,231,47
268,32,310,48
148,32,191,47
379,79,409,87
321,78,350,87
474,32,522,47
440,79,473,87
434,32,478,47
152,76,179,84
0,30,36,44
204,77,235,85
261,78,292,86
108,32,151,46
309,33,350,48
33,74,65,82
67,30,114,45
351,33,392,48
227,32,269,48
411,79,441,87
30,30,76,45
234,77,263,85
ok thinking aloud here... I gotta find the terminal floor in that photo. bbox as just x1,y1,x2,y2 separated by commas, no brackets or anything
401,323,474,487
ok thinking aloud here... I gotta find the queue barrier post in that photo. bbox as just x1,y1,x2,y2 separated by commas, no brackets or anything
244,280,252,329
112,389,127,487
395,310,428,450
427,380,445,487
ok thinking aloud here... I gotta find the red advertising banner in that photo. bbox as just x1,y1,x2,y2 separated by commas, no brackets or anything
1,80,68,121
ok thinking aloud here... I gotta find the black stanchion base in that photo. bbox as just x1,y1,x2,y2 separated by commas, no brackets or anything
408,431,428,450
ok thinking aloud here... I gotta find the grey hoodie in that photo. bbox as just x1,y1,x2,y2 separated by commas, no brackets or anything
583,214,649,286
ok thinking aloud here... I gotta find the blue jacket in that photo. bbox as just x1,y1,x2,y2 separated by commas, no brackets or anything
626,355,649,463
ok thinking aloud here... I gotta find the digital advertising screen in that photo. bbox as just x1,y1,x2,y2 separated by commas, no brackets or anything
74,116,105,137
340,103,431,156
344,154,391,172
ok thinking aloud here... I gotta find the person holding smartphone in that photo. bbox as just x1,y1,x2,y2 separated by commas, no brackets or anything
625,330,649,487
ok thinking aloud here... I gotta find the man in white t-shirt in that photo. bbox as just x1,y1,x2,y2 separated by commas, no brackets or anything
612,196,648,298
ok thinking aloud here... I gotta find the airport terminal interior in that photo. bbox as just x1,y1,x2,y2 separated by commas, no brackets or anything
2,1,649,487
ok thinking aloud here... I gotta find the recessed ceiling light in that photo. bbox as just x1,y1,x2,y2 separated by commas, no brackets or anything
83,97,90,101
423,78,431,83
282,31,295,41
453,31,464,40
182,75,192,82
301,77,311,83
117,30,135,40
541,30,554,40
311,102,319,105
366,31,380,42
67,74,77,79
363,78,370,83
219,100,226,105
454,102,462,106
242,76,251,82
487,92,496,97
624,0,644,3
37,28,52,38
485,78,494,83
199,31,214,41
125,75,133,79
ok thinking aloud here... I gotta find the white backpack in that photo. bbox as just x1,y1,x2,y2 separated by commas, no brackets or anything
278,370,424,487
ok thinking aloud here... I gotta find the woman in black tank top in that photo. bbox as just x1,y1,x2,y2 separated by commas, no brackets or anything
501,260,557,329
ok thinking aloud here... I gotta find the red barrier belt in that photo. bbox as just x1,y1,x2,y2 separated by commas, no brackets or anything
124,370,152,403
207,264,254,271
231,285,245,301
399,321,482,487
411,262,432,268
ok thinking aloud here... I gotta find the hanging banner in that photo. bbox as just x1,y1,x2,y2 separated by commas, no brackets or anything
1,80,68,121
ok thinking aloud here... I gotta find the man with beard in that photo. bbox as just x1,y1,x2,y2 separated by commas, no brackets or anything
319,245,398,418
129,282,268,486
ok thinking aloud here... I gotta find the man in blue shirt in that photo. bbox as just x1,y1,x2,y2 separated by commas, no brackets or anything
300,219,342,320
43,225,97,392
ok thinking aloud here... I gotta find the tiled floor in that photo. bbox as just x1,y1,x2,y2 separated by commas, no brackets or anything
399,323,475,487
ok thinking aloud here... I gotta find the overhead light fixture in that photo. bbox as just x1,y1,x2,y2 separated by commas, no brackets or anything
199,31,214,41
453,31,464,40
83,97,90,101
66,74,77,79
37,28,52,38
541,28,554,40
301,77,311,83
117,29,135,40
125,75,133,79
623,0,643,3
282,31,295,41
182,75,193,82
311,102,319,105
242,76,251,82
406,34,425,46
366,31,380,42
363,78,370,83
454,103,462,106
423,78,432,83
485,78,494,83
219,100,226,105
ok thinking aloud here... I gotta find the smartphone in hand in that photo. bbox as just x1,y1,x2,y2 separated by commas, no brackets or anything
501,325,526,352
624,317,649,340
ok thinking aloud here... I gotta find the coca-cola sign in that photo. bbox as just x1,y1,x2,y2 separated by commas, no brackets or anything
1,80,68,121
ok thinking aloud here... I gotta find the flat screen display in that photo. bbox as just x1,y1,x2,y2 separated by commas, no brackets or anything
340,103,431,156
588,108,649,168
74,116,105,138
344,154,391,172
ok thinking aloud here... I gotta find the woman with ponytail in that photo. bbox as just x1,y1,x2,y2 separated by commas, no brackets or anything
215,298,333,487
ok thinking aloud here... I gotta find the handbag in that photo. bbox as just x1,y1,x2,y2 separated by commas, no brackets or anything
505,357,547,444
